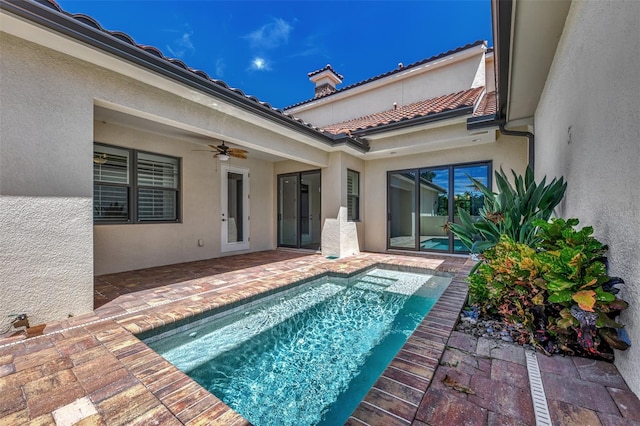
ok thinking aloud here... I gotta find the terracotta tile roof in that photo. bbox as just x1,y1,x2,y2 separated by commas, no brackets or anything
322,87,485,135
285,40,487,110
474,91,497,117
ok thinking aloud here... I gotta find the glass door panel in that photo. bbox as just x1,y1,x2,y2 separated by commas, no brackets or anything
419,168,450,251
226,172,243,243
278,174,298,247
452,164,489,253
221,166,249,253
300,171,321,250
388,171,417,249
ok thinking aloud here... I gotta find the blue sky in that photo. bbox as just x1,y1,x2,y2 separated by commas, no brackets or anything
56,1,492,109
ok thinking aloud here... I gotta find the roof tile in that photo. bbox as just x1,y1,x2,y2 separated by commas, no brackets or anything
322,87,485,135
473,91,497,117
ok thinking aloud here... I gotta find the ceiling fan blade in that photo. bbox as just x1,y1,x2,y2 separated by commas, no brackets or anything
229,151,248,159
228,148,249,155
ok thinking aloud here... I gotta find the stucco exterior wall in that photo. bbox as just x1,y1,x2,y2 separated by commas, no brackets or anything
292,54,484,127
534,0,640,394
0,34,95,329
0,33,286,325
363,133,528,252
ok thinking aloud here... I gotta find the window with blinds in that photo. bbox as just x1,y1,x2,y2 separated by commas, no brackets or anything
347,169,360,221
137,153,179,221
93,144,180,224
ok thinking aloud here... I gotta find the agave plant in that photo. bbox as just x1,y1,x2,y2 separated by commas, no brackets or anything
449,166,567,253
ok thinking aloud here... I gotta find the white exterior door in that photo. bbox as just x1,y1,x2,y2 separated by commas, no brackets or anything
221,165,250,252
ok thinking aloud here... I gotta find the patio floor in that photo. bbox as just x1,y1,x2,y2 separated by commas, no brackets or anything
1,250,638,425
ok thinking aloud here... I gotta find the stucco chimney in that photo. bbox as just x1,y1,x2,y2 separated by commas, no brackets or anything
308,64,343,98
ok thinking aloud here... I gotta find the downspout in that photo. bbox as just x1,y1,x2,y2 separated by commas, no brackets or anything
499,124,535,172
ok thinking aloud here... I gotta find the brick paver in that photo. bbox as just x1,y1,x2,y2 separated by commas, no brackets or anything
0,250,637,425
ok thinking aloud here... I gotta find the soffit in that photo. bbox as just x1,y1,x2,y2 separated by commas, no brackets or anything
506,0,571,121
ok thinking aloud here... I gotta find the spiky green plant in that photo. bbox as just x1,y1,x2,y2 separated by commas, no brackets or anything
449,166,567,253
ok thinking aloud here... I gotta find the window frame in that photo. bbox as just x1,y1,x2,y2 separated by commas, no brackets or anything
386,160,492,253
347,169,360,221
93,143,181,225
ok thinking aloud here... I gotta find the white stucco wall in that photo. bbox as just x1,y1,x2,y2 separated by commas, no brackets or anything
0,34,95,330
292,54,485,127
0,32,291,326
534,0,640,394
364,133,528,252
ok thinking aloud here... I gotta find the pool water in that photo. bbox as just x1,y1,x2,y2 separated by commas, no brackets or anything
146,268,451,426
421,237,469,252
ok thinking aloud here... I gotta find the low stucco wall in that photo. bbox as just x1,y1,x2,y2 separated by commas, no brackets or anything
363,132,528,252
0,196,93,330
534,0,640,394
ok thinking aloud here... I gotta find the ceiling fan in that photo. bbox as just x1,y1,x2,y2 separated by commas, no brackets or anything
197,141,248,161
93,153,108,164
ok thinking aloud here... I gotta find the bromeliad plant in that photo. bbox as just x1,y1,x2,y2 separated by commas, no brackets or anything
469,218,629,360
448,166,567,253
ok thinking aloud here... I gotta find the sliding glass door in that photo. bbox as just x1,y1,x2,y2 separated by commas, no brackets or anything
277,170,321,249
388,162,490,253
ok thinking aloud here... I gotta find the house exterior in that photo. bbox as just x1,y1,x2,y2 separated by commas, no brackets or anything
492,0,639,395
0,0,528,335
1,0,637,396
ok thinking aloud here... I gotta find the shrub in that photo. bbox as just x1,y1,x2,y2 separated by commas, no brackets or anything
469,219,629,360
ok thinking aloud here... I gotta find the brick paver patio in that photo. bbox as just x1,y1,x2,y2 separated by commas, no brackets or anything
1,250,638,425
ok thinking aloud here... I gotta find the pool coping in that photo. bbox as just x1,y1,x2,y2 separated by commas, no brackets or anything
0,252,473,425
116,254,473,425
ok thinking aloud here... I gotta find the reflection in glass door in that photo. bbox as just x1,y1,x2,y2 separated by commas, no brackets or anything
278,174,298,247
388,171,417,249
388,162,490,253
419,168,450,251
278,171,321,249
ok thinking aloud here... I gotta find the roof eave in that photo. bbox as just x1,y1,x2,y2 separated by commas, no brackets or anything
1,0,367,151
492,0,513,120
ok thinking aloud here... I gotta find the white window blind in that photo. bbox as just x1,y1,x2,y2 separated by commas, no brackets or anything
94,146,129,222
137,153,179,221
93,144,180,223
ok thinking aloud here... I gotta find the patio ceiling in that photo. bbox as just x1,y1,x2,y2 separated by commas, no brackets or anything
94,106,287,163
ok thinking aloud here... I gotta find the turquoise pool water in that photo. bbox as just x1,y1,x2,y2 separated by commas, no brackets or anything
146,268,451,426
421,237,468,252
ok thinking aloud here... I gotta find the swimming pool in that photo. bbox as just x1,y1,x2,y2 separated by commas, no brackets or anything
146,268,451,426
421,237,469,252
